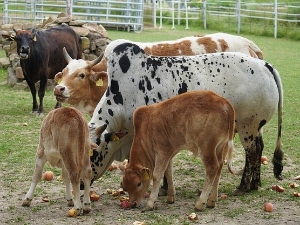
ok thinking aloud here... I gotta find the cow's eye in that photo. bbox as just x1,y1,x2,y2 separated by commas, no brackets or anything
79,73,85,79
137,182,141,188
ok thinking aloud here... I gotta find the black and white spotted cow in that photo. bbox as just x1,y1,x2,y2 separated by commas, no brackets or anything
89,42,283,194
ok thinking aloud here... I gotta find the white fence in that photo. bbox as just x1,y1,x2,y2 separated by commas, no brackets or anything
145,0,300,38
2,0,300,37
2,0,144,32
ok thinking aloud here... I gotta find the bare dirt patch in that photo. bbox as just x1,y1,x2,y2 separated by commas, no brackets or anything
1,146,300,225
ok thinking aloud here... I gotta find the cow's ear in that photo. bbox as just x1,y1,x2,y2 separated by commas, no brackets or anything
95,124,108,136
91,72,108,86
2,33,15,41
104,131,128,143
54,72,63,84
140,167,151,180
31,28,37,42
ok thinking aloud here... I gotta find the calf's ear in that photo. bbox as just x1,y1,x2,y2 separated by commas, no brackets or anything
140,167,151,180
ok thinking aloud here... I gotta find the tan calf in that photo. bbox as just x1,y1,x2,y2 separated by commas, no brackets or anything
22,107,92,216
122,90,236,211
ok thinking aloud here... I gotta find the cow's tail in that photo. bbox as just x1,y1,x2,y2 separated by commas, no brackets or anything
270,65,284,180
226,103,236,175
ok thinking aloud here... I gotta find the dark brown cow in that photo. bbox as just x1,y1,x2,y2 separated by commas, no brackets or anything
3,25,82,116
122,90,236,211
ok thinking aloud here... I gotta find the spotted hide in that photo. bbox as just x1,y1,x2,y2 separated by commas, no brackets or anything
89,42,283,194
53,32,263,116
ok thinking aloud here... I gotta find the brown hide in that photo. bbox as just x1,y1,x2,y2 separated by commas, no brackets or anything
122,90,235,210
22,107,92,216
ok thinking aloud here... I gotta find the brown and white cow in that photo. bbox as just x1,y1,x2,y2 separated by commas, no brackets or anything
22,107,94,216
53,33,263,116
122,90,236,211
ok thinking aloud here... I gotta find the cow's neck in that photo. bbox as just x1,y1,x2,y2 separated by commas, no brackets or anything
128,141,156,177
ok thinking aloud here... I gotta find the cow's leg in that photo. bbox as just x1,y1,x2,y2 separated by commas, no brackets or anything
25,78,38,114
234,145,256,195
159,176,168,196
195,147,219,211
207,143,226,208
37,75,48,116
250,134,264,190
22,146,47,206
82,154,92,214
147,156,171,209
67,163,82,215
165,159,176,204
61,166,74,207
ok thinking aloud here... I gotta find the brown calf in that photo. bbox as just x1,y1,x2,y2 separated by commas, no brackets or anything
22,107,92,216
122,90,236,211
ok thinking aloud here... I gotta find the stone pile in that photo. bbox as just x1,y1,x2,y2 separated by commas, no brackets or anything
0,12,111,90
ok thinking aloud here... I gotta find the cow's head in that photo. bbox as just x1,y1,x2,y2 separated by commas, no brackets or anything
4,28,38,60
89,123,128,182
54,48,107,112
121,166,151,208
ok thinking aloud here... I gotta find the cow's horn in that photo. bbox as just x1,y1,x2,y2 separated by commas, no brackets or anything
91,52,104,67
63,47,73,63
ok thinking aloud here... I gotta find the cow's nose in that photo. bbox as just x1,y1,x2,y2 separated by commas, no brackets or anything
21,46,29,52
54,86,65,95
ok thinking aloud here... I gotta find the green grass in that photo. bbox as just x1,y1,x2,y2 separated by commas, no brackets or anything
0,27,300,224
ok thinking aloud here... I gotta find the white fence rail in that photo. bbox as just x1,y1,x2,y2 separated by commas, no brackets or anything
2,0,144,32
2,0,300,37
145,0,300,38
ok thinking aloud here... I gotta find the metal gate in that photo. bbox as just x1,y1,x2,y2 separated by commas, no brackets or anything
2,0,144,32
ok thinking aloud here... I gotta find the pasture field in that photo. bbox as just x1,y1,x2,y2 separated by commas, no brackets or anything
0,26,299,225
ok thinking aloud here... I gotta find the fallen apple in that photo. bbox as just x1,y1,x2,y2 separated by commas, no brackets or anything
90,193,100,201
220,194,227,199
43,171,54,181
119,196,129,202
42,196,49,202
67,208,77,217
261,156,268,163
293,192,300,197
108,163,118,171
188,212,199,220
271,184,284,192
133,221,146,225
290,183,299,188
264,202,273,212
295,175,300,180
121,200,130,208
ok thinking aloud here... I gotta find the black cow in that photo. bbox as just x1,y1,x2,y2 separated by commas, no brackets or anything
3,25,82,116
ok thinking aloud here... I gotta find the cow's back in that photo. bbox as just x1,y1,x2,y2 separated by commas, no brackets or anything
41,107,89,163
94,43,279,161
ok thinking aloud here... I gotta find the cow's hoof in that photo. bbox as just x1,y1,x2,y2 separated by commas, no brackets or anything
67,199,74,206
232,188,247,196
83,207,91,214
158,187,167,196
22,198,32,207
